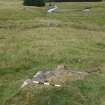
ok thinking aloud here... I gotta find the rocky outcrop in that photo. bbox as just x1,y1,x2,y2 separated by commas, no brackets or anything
21,64,101,88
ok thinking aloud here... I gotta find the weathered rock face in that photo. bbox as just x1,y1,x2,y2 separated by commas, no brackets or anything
32,64,88,83
21,64,101,88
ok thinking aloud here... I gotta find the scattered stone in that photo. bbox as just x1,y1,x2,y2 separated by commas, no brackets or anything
21,79,32,89
33,71,46,82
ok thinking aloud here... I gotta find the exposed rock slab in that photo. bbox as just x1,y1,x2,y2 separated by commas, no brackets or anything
21,64,101,88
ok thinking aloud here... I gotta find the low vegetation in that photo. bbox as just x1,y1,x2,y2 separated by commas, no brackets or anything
23,0,45,7
0,0,105,105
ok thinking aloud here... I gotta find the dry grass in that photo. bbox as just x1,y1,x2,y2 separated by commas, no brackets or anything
0,0,105,105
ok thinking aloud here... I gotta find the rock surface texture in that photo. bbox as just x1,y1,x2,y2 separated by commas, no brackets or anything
21,64,100,88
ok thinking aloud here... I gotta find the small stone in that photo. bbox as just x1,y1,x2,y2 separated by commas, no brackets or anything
21,79,32,88
56,64,66,70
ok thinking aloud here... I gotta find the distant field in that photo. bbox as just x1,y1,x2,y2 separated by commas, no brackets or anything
0,0,105,105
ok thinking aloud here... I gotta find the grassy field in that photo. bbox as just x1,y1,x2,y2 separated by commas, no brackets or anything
0,0,105,105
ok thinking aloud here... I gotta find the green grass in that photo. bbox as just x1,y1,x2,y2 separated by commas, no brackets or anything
0,0,105,105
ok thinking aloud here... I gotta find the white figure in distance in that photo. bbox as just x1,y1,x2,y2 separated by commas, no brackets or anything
82,7,91,12
48,5,58,13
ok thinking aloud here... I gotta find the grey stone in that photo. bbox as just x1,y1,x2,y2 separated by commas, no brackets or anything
33,71,46,82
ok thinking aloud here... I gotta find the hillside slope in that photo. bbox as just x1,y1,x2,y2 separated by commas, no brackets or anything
0,0,105,105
